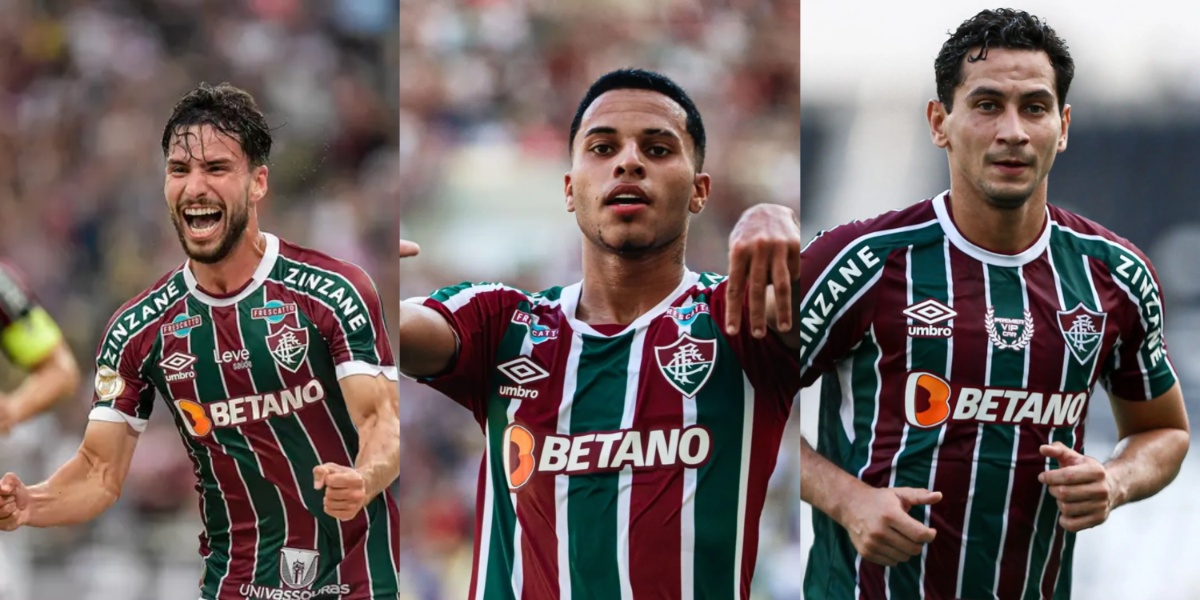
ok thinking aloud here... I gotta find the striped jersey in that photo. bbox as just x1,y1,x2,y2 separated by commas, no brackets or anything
417,270,801,599
88,233,400,600
799,193,1177,600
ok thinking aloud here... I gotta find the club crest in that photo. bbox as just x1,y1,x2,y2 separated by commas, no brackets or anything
1057,304,1107,364
654,333,717,397
278,547,319,589
266,325,309,372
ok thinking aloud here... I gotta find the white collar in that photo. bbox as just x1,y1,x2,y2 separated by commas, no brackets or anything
559,269,701,337
183,232,280,307
933,191,1050,268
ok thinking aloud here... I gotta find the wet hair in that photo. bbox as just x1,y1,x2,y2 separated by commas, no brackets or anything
935,9,1074,113
568,68,706,170
161,82,272,166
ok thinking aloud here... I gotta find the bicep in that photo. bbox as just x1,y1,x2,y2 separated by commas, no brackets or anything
338,373,400,429
397,300,458,378
78,419,141,491
1109,382,1189,439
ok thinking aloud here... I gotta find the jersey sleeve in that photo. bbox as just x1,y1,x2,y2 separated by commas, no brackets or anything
314,263,397,382
88,310,158,433
1101,247,1178,401
796,222,887,389
411,282,526,418
0,262,62,369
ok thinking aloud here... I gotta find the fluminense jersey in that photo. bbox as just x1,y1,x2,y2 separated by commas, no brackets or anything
799,193,1177,600
0,260,62,369
416,270,800,599
88,233,400,600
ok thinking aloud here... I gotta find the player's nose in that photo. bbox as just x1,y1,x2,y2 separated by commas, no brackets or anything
613,141,646,179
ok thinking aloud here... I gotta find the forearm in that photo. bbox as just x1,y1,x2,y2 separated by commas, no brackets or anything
1106,427,1190,508
397,301,456,377
801,436,868,524
26,447,121,527
353,409,400,501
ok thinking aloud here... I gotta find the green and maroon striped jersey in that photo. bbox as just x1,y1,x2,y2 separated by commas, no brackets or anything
88,233,399,600
799,193,1178,600
415,270,800,599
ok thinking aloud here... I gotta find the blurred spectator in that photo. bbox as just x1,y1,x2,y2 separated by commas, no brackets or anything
0,1,397,598
399,1,801,598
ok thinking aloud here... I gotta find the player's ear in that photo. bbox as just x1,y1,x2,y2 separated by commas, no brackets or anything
564,173,575,213
251,164,269,203
1057,104,1070,152
928,99,950,149
689,172,710,214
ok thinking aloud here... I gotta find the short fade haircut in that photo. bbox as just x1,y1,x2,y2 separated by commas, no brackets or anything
935,9,1074,113
161,82,273,167
568,68,707,171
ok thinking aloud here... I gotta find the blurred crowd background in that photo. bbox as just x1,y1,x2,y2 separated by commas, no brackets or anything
802,1,1200,597
399,0,801,598
0,0,398,598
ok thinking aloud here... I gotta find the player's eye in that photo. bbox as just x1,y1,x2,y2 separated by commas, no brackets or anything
977,100,999,112
1025,104,1047,115
646,145,671,157
590,144,613,155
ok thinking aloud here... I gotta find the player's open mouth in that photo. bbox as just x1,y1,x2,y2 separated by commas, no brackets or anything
182,206,224,240
604,185,650,215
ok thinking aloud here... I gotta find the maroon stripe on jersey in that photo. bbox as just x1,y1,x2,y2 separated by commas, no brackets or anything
996,256,1065,598
628,321,685,599
924,247,989,600
854,251,911,594
740,386,790,599
207,445,259,600
515,314,572,600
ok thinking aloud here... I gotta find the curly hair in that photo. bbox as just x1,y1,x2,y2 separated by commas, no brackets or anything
161,82,272,166
935,9,1074,113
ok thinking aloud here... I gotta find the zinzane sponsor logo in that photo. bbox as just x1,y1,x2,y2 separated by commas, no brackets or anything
236,584,352,599
1114,253,1167,366
798,243,882,357
174,379,326,437
282,266,369,332
904,372,1087,428
502,423,712,490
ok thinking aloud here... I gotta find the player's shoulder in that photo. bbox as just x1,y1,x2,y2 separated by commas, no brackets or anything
273,235,376,287
426,280,555,311
803,196,942,256
97,264,191,357
1048,204,1157,269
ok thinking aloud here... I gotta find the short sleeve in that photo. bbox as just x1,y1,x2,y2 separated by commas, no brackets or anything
314,264,397,382
1101,249,1178,401
88,313,158,433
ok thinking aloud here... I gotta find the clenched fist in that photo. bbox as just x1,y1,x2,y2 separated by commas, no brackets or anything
0,472,30,531
313,463,368,521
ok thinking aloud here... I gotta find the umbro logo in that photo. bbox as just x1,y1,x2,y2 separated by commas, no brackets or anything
902,299,955,338
159,352,197,383
497,357,549,400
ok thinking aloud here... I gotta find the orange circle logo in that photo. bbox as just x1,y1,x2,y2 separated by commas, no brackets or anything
175,399,213,437
905,372,951,428
503,424,536,490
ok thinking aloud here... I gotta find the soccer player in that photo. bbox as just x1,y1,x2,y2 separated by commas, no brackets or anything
0,261,80,435
0,83,400,600
399,69,802,597
798,9,1189,599
0,261,80,600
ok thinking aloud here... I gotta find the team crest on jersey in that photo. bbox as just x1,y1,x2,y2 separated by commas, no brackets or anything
266,325,309,372
985,307,1034,351
667,303,710,327
279,547,319,589
654,334,717,397
511,310,558,344
1057,304,1107,364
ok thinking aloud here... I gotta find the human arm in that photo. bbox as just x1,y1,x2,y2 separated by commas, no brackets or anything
0,420,139,529
0,340,80,434
722,204,802,349
1038,382,1189,532
397,240,458,377
801,437,941,566
314,372,400,521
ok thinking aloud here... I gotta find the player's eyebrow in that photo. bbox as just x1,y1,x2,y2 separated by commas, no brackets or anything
582,126,682,142
965,86,1055,103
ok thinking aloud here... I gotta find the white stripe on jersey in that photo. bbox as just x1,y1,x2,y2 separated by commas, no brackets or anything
506,399,525,599
851,324,884,599
616,328,645,600
474,424,495,600
556,333,585,600
732,372,754,598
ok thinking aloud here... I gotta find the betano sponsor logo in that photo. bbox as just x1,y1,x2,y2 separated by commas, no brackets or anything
798,244,881,357
502,423,712,490
174,379,326,437
904,372,1087,428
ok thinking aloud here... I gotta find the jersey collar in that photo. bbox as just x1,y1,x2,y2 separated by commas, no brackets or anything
561,269,701,337
934,191,1051,268
183,232,280,307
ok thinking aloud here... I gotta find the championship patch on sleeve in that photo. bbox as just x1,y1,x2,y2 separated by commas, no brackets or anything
95,365,126,401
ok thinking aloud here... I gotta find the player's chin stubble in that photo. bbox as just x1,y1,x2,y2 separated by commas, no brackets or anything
171,200,251,265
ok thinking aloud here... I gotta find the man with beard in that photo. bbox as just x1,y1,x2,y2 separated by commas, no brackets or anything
799,9,1189,599
0,83,400,600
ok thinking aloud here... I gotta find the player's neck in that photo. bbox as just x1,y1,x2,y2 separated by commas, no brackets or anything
577,239,686,326
947,183,1048,255
190,229,267,295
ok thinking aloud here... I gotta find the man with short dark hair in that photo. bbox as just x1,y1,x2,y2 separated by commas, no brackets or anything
799,9,1189,599
0,82,401,600
399,68,803,597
